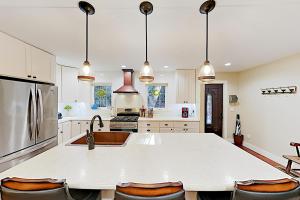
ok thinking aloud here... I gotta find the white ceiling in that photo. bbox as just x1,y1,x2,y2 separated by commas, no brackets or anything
0,0,299,72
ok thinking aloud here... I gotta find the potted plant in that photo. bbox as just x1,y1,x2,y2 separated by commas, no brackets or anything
233,114,244,146
64,105,72,117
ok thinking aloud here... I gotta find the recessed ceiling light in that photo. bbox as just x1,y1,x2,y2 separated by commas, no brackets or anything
163,66,169,69
225,62,232,67
121,65,127,68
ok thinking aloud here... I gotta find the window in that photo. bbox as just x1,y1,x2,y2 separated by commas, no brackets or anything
206,93,212,125
147,84,166,108
94,84,112,108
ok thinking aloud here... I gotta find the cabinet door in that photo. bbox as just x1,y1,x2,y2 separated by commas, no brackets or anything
56,65,62,102
81,121,90,133
30,47,54,83
57,124,63,145
62,121,72,142
0,32,28,79
71,121,81,138
61,67,79,103
176,70,187,104
186,70,196,104
176,70,196,104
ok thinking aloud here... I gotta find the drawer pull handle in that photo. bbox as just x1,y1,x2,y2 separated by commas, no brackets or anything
147,129,150,132
165,124,168,126
184,124,188,126
147,124,150,126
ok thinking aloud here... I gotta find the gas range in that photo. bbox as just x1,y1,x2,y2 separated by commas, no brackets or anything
110,108,139,132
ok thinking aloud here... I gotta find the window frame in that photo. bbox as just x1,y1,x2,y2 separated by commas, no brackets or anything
93,83,112,108
146,83,168,109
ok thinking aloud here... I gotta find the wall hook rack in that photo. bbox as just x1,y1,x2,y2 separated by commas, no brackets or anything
261,86,297,95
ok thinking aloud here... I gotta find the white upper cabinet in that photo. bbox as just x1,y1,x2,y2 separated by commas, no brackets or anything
0,32,28,78
30,46,55,83
0,32,56,83
56,65,62,102
61,67,79,103
176,69,196,104
61,66,91,104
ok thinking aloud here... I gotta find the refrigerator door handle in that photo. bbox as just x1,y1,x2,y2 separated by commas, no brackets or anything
30,88,37,141
36,89,44,138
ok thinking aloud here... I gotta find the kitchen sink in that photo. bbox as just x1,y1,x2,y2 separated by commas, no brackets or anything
69,131,131,146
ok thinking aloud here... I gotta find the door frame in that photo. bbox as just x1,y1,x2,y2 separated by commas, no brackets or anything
204,84,223,137
200,80,229,139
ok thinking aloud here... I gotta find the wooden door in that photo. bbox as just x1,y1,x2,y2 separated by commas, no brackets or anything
205,84,223,137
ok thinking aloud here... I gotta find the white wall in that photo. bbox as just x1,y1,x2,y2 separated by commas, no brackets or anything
238,54,300,157
197,72,239,139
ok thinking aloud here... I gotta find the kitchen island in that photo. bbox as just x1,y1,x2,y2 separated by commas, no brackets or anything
0,133,289,200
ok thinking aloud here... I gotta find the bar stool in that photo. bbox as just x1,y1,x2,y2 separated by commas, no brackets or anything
232,178,300,200
0,177,100,200
115,182,185,200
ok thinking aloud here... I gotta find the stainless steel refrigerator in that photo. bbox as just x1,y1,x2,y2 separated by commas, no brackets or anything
0,76,58,172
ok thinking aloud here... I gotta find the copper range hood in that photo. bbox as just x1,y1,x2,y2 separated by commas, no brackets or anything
113,69,139,94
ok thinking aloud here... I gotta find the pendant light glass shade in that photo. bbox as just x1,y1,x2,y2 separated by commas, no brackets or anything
198,60,215,82
78,1,95,82
78,60,95,81
139,61,154,82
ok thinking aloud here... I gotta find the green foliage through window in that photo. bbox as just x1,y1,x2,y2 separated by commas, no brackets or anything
94,85,112,107
148,85,166,108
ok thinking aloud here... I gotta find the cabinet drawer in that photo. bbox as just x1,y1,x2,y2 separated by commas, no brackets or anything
139,128,159,133
174,122,199,129
159,128,174,133
173,128,199,133
159,121,174,128
139,121,160,128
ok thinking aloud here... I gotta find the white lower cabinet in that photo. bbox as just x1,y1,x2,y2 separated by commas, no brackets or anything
71,120,110,138
139,128,160,133
138,120,200,133
71,121,82,138
159,128,174,133
57,121,71,145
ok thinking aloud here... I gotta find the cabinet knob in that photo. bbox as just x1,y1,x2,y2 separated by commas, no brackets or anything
147,124,150,126
165,124,168,126
27,75,32,78
147,129,150,132
33,76,37,79
184,124,188,126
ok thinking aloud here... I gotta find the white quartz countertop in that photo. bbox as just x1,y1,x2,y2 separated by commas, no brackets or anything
58,116,113,123
0,133,289,192
138,117,200,122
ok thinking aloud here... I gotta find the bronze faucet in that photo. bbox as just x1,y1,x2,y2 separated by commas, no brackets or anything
86,115,104,150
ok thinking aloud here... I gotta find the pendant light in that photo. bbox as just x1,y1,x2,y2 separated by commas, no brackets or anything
78,1,95,82
139,1,154,83
198,0,216,82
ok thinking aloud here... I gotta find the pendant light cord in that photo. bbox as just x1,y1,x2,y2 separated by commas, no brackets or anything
86,12,88,62
145,13,148,62
206,12,208,62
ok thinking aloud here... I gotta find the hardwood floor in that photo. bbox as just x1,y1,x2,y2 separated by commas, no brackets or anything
237,145,300,177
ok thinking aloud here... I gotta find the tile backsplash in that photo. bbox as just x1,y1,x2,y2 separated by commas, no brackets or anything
58,102,197,118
